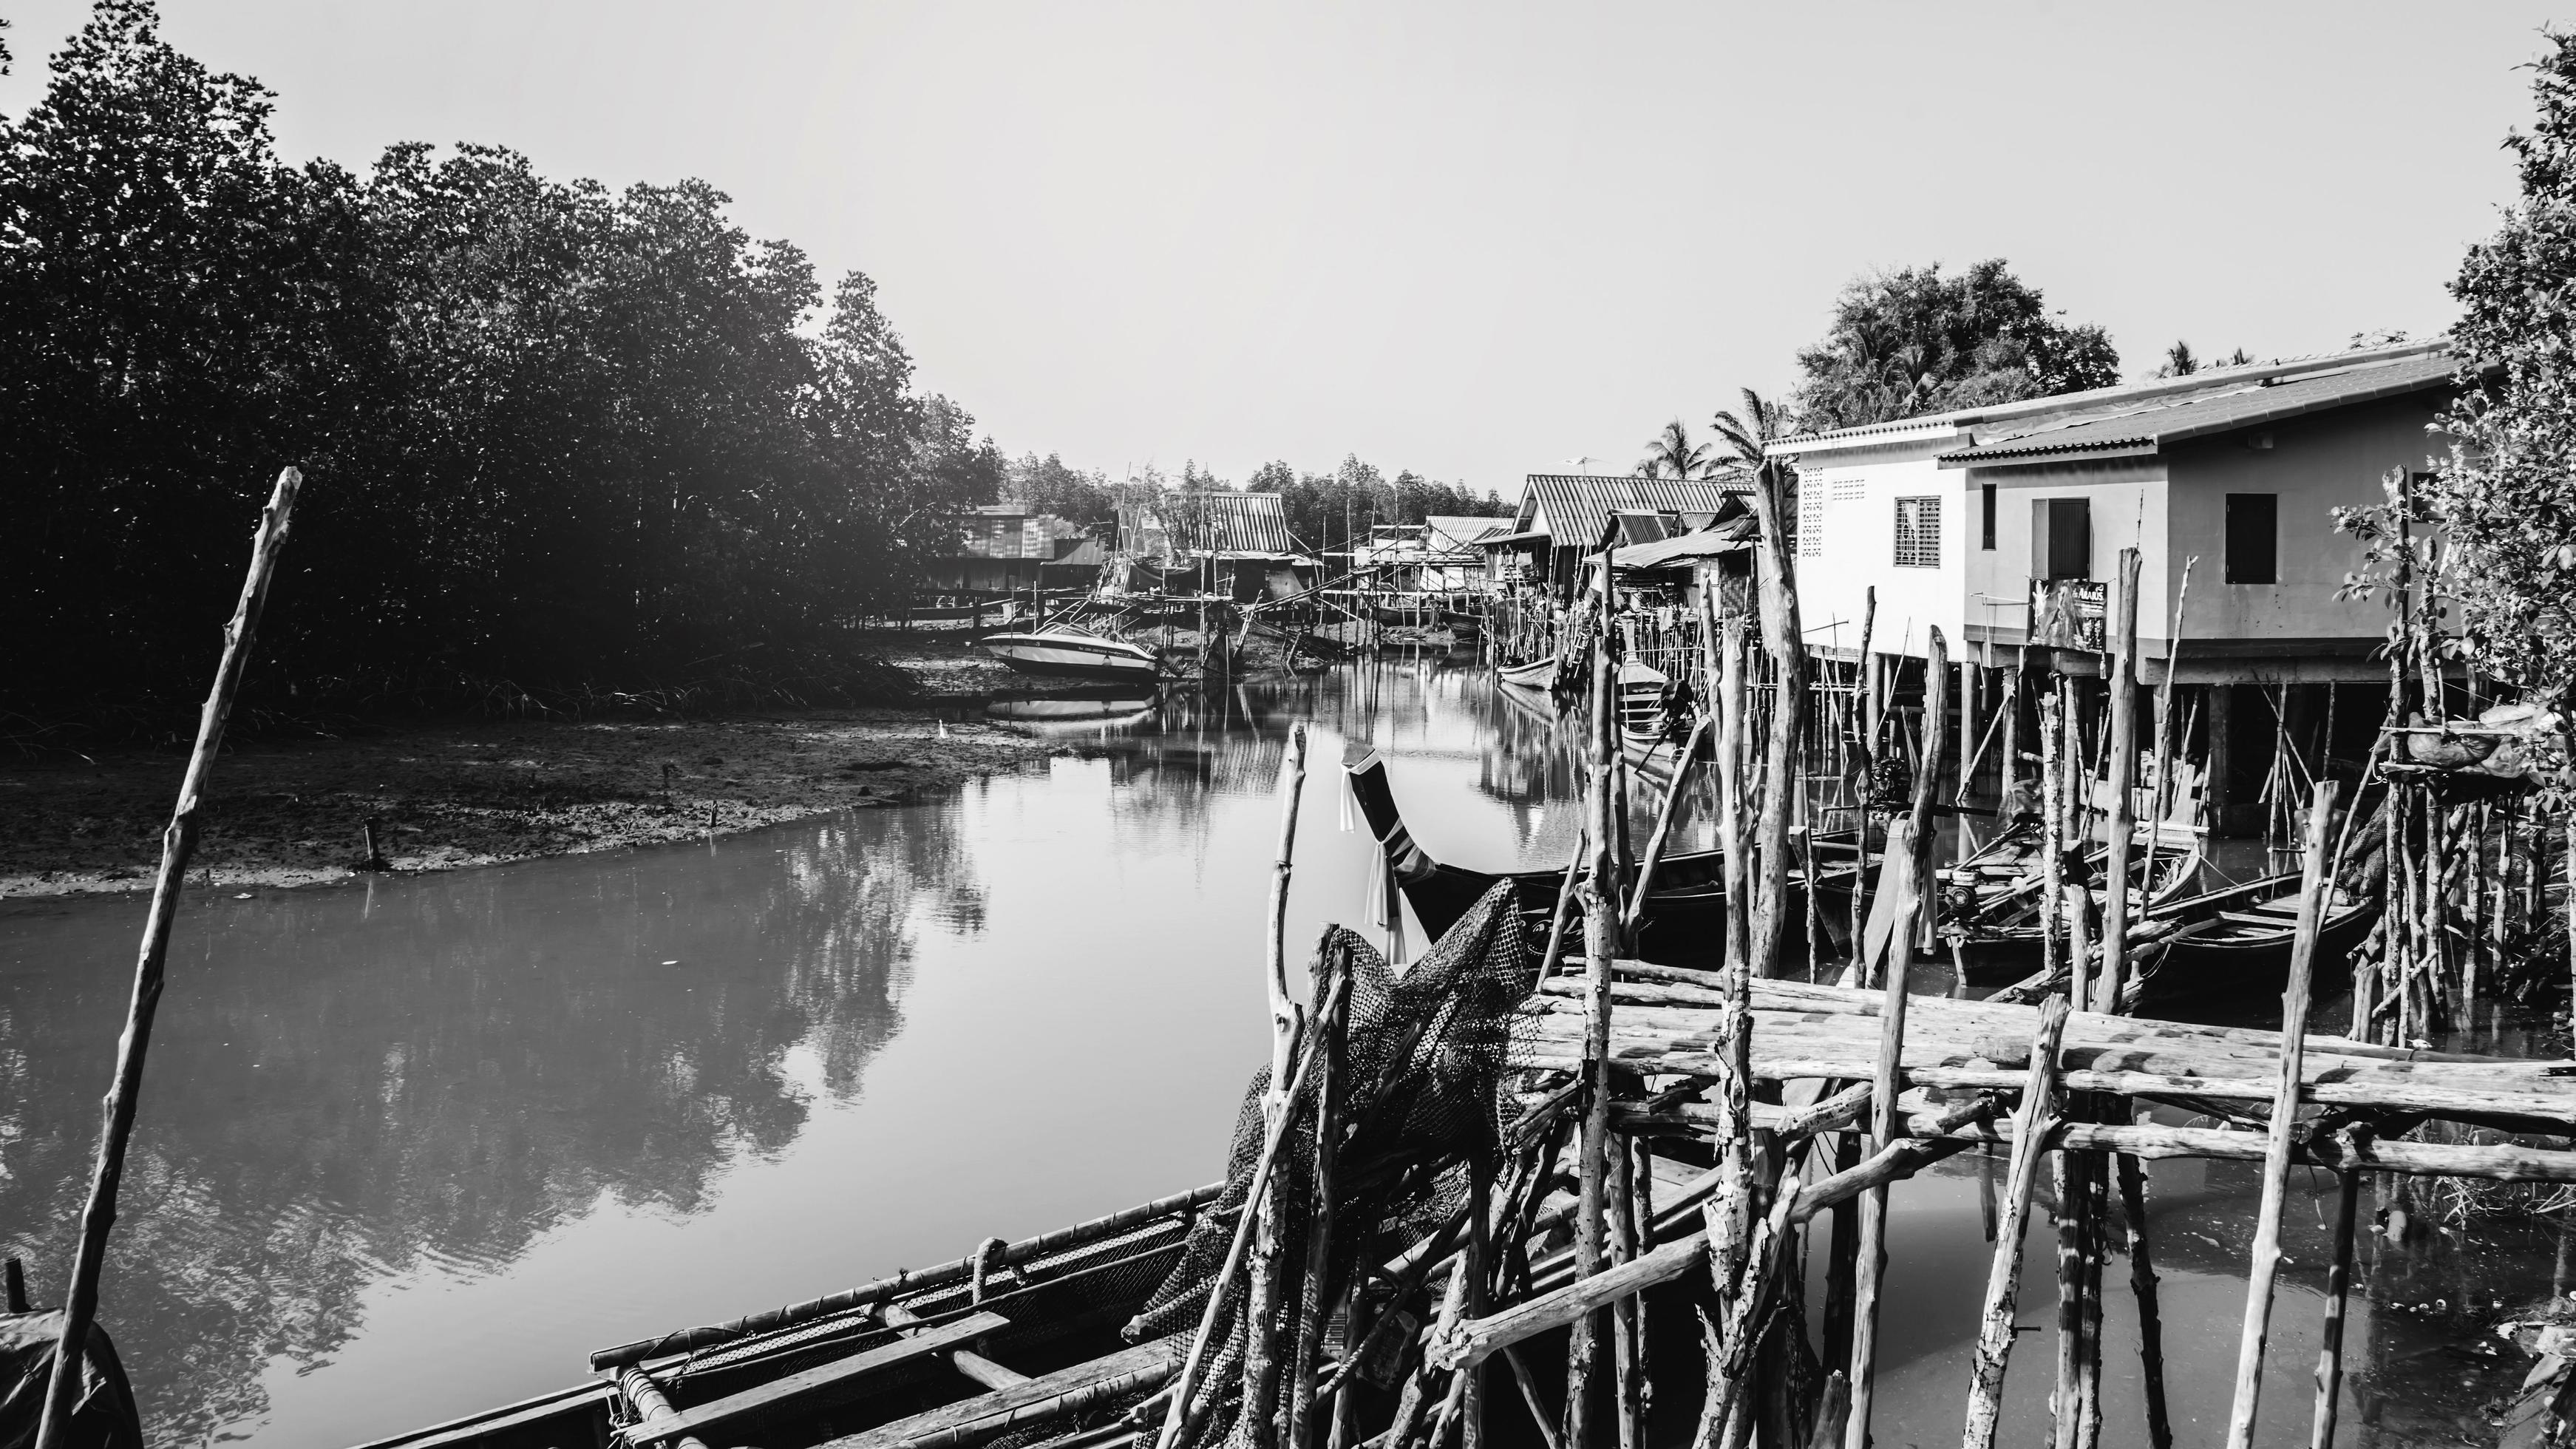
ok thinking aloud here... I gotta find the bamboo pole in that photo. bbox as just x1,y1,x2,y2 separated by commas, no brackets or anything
1961,995,2075,1449
2222,778,2340,1449
2308,1167,2362,1449
2102,550,2142,1005
36,468,303,1449
1747,459,1807,974
1245,724,1314,1449
2115,1155,2175,1449
1842,817,1918,1449
1568,554,1618,1449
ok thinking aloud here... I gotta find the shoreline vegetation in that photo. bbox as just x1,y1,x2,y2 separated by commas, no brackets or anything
0,633,1063,901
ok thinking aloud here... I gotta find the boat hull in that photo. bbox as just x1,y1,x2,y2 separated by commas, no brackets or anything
980,633,1161,683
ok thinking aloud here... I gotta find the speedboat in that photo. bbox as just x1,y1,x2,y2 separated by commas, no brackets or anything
978,627,1162,683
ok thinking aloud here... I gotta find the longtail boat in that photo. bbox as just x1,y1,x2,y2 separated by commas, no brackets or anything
1345,752,1865,963
2130,873,2379,1006
347,1185,1219,1449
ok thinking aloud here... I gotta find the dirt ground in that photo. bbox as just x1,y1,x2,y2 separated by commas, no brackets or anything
0,629,1069,900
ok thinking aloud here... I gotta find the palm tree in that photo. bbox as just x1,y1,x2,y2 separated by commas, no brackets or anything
1710,387,1787,468
1640,418,1711,479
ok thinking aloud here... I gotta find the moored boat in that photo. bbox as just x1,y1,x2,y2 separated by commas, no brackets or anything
2130,875,2379,1005
979,627,1163,683
1496,656,1556,690
347,1185,1219,1449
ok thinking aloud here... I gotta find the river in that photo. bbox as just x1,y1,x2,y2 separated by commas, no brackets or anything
0,656,2559,1447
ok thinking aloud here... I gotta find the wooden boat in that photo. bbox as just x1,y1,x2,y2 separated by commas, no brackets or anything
1615,659,1668,748
1496,656,1557,690
1934,824,2206,979
347,1185,1218,1449
1440,608,1485,639
1346,753,1863,963
979,627,1162,683
2130,875,2379,1006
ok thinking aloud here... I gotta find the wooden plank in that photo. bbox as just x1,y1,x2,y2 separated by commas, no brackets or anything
820,1334,1183,1449
636,1311,1010,1444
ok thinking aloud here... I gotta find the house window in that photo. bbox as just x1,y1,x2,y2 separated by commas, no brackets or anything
2226,493,2277,584
2033,498,2091,581
1980,483,1996,551
1893,497,1940,568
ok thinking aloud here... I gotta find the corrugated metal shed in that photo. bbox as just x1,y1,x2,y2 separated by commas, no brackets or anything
1422,515,1509,552
1520,475,1748,548
944,505,1095,560
1937,351,2467,467
1135,492,1294,555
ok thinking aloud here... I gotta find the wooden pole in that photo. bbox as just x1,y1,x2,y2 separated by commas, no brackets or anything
2308,1167,2362,1449
2222,779,2340,1449
1850,589,1877,971
1841,817,1918,1449
2115,1155,2175,1449
1908,629,1950,957
2040,688,2066,984
2102,549,2142,1005
1747,459,1808,974
1286,953,1348,1449
1568,554,1618,1449
1244,724,1313,1449
1720,622,1752,977
1961,995,2074,1449
2137,557,2195,960
36,469,302,1449
1628,715,1714,935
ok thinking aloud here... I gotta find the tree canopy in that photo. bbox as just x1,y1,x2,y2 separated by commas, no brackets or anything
1790,259,2121,432
0,1,1003,725
2430,30,2576,709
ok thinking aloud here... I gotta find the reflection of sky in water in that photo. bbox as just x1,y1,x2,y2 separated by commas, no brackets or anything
0,655,2552,1448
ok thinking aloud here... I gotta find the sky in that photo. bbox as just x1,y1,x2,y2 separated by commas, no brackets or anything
0,1,2564,498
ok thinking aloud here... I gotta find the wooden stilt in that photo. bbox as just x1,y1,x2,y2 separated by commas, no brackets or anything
1841,816,1920,1449
2115,1155,2175,1449
1850,589,1877,974
2222,780,2341,1449
1719,622,1752,977
2102,550,2142,1005
1245,726,1314,1449
1746,458,1807,975
36,469,304,1449
2138,557,2197,931
1568,555,1619,1449
2308,1167,2363,1449
1907,631,1951,957
1961,996,2075,1449
2040,688,2067,985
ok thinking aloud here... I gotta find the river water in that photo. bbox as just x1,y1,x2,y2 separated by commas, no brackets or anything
0,657,2559,1447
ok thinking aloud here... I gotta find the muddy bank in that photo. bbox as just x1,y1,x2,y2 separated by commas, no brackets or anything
0,707,1058,899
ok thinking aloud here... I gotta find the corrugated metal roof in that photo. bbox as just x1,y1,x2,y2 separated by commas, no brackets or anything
1422,515,1509,552
1520,475,1749,549
1159,491,1293,554
1771,339,2450,457
1936,351,2465,467
943,508,1093,560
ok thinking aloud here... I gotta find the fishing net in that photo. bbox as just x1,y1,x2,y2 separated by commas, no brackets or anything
1124,880,1528,1449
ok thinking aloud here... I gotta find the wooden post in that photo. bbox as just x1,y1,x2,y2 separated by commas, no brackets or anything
2102,549,2142,1005
2308,1167,2362,1449
1747,458,1807,974
1850,589,1877,971
1568,558,1619,1449
1244,725,1313,1449
1626,716,1711,936
1908,630,1950,957
1841,818,1918,1449
1961,995,2074,1449
1286,952,1348,1449
37,469,303,1449
1720,622,1752,977
2116,1155,2175,1449
2222,778,2340,1449
1999,661,2025,821
2040,688,2066,984
2137,557,2195,950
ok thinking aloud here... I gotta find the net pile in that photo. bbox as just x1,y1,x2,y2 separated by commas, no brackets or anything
1125,881,1528,1449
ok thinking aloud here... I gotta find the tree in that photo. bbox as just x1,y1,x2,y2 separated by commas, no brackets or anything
2428,31,2576,710
1790,259,2121,431
1639,419,1711,479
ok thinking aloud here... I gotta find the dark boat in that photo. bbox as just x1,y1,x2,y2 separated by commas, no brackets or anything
1345,753,1862,963
2130,874,2379,1005
347,1185,1217,1449
1935,821,2207,979
1441,608,1485,639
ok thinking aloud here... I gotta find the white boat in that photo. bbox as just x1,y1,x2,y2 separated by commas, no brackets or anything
979,628,1163,683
